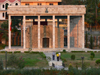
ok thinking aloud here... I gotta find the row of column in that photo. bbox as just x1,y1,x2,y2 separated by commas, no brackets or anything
8,15,85,49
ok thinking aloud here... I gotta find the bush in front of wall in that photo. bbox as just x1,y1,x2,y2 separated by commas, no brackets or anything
63,49,66,53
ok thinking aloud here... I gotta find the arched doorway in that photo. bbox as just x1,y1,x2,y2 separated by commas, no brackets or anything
43,38,49,48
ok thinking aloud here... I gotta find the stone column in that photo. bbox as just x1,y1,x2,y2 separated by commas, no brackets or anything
23,15,26,49
38,15,40,49
67,15,70,49
8,15,11,49
53,15,55,49
82,15,85,48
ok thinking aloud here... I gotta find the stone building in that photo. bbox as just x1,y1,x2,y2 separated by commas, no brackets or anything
0,0,20,21
6,5,86,51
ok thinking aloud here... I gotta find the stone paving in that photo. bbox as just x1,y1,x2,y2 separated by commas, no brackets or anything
44,52,64,69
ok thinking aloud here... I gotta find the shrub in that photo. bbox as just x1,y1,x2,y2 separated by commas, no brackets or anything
7,52,12,53
40,52,46,59
24,51,30,53
63,49,66,53
14,51,21,53
0,51,5,53
68,63,73,70
90,52,95,58
0,60,3,70
71,55,75,60
30,51,39,54
87,51,93,53
96,59,100,64
90,55,94,60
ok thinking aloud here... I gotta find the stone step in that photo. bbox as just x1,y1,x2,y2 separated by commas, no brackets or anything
49,61,62,66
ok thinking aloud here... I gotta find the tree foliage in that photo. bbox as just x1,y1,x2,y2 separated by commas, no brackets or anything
90,35,94,49
62,0,100,29
1,21,8,30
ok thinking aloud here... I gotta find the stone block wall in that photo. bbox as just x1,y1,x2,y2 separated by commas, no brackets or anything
24,25,64,48
70,17,82,48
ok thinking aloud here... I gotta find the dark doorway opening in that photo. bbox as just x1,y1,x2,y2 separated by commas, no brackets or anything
43,38,49,48
64,36,67,47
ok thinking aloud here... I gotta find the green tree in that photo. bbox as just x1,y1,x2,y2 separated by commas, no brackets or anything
62,0,85,5
85,33,88,48
90,35,93,49
1,19,21,33
1,21,8,30
12,19,21,30
86,0,100,30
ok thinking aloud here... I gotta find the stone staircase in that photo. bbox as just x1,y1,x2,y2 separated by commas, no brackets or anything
44,52,64,69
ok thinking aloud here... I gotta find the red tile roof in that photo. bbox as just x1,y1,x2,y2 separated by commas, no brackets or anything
9,0,20,2
0,0,20,3
0,0,6,2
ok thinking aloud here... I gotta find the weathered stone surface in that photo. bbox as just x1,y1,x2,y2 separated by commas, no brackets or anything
70,17,83,48
7,5,86,15
22,25,64,48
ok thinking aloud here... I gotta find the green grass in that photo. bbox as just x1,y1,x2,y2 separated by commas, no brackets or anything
61,52,100,67
24,58,40,66
0,53,48,68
